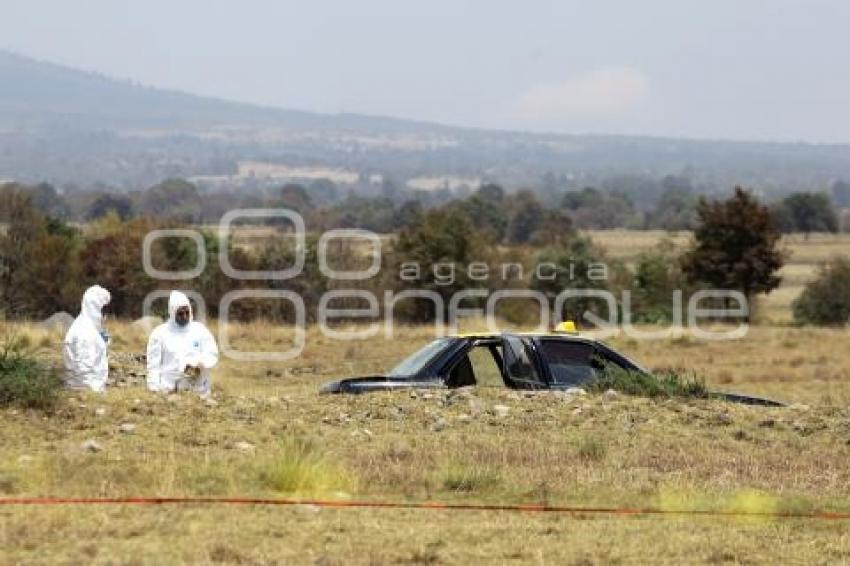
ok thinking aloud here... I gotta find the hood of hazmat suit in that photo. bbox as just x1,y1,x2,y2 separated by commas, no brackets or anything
146,291,219,395
63,285,111,392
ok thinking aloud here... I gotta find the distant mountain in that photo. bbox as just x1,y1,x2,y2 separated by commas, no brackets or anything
1,49,849,196
0,50,441,133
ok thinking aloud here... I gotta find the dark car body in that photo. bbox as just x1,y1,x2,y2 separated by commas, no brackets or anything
320,332,783,406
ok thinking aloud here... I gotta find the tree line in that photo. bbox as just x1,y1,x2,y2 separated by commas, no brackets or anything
7,175,850,236
1,181,849,326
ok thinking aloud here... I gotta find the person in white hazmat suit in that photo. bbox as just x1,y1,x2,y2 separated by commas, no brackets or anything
63,285,112,392
146,291,218,395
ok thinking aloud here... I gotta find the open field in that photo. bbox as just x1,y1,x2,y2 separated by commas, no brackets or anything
2,319,850,563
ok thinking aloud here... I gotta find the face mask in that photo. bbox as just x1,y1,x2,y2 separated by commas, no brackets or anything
175,309,190,327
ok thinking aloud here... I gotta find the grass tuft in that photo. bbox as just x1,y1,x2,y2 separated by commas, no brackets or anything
257,436,355,496
576,435,607,462
440,462,502,493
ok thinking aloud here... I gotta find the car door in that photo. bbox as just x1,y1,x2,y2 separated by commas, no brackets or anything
443,339,509,388
500,334,547,390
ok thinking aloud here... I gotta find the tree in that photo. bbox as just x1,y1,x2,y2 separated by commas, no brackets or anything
308,178,339,205
139,178,201,222
792,256,850,326
531,236,625,325
24,183,70,219
450,185,509,243
78,219,159,318
390,207,485,321
316,196,397,232
192,232,258,320
0,189,43,315
87,194,134,220
396,200,423,227
506,190,544,244
603,174,667,210
0,187,81,318
773,192,838,237
257,236,328,323
562,187,604,211
561,187,637,229
17,228,84,318
681,187,784,315
647,185,698,230
631,239,689,322
279,183,313,214
530,208,575,247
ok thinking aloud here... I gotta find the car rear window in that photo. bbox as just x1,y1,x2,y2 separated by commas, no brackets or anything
540,340,596,386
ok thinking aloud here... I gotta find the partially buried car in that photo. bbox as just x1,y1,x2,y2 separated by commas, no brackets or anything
319,324,783,406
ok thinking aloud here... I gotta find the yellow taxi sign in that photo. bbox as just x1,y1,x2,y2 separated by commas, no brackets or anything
554,320,578,334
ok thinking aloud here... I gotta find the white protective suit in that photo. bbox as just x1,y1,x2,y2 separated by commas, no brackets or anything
146,291,218,395
63,285,112,392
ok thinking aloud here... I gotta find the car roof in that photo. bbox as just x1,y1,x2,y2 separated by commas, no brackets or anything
448,331,596,342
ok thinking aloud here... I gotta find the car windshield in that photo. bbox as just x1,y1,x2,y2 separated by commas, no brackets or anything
387,338,453,378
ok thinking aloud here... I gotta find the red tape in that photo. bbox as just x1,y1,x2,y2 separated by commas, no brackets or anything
0,497,848,520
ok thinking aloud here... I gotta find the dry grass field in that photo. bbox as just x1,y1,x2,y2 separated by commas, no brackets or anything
1,315,850,564
1,230,849,564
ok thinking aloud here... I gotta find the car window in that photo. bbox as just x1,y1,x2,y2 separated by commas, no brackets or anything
539,340,597,386
502,335,544,386
388,338,453,378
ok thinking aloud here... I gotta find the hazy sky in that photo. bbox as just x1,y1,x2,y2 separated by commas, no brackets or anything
2,0,848,142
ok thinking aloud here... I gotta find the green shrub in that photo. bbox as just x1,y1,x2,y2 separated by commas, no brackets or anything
631,238,690,323
0,334,62,411
587,362,707,399
257,437,355,495
792,256,850,326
